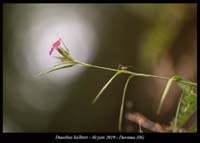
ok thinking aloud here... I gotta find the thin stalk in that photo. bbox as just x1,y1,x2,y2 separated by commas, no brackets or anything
157,76,175,115
118,75,134,131
92,70,122,104
77,61,119,72
173,89,185,132
75,60,197,86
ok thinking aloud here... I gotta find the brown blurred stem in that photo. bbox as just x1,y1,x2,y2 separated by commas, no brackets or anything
126,112,188,132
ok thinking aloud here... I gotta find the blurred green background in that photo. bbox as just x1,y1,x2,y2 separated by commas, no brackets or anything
3,4,196,132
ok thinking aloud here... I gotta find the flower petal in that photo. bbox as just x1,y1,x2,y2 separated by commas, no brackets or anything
49,47,54,55
53,38,61,47
49,38,62,55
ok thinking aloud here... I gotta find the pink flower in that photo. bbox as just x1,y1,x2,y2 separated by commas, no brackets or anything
49,38,61,55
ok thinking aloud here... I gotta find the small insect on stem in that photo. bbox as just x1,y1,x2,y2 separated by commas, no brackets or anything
118,64,132,70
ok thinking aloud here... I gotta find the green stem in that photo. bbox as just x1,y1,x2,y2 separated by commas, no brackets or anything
75,61,197,86
173,89,185,132
118,75,134,131
77,61,119,72
92,70,123,104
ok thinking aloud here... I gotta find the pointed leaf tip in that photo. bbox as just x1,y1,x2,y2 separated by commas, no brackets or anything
92,70,122,104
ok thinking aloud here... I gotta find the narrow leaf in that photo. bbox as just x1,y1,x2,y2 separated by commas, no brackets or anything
92,70,122,104
157,76,176,115
172,88,185,132
171,81,197,132
36,64,75,77
118,75,134,131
